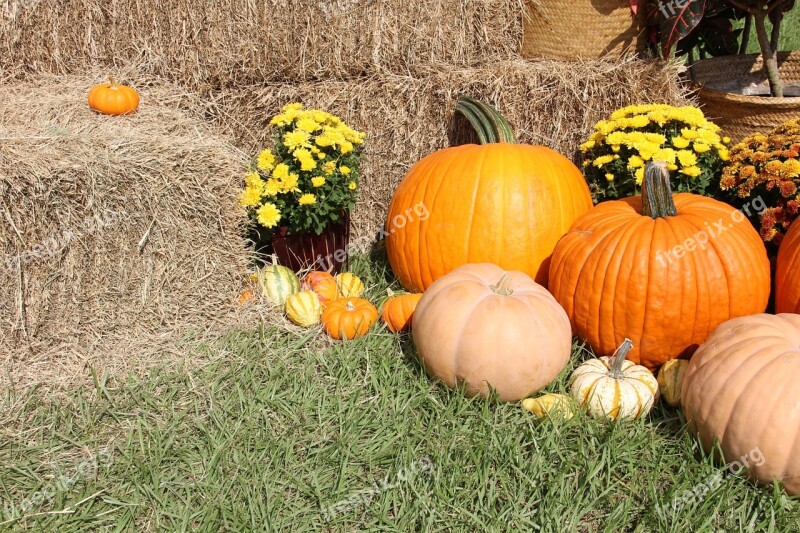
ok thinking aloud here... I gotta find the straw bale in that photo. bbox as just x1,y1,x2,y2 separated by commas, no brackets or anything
0,73,254,390
1,0,525,87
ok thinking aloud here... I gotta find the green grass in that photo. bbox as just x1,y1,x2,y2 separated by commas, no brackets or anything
1,253,798,532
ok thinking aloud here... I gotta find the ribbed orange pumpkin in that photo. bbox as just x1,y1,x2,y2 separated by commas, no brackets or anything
88,77,140,115
381,291,423,332
385,97,592,292
682,314,800,495
322,297,379,340
549,161,770,369
775,221,800,313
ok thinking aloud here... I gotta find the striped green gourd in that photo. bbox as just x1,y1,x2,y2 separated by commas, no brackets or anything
257,264,300,305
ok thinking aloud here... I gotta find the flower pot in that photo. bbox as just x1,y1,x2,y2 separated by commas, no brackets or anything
521,0,644,61
250,212,351,274
690,52,800,143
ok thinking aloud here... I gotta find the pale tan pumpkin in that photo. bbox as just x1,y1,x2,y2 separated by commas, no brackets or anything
521,393,574,421
569,339,659,420
412,263,572,402
682,314,800,495
658,359,688,408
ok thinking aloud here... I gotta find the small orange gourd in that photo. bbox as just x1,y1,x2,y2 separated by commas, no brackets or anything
88,77,140,115
322,297,379,340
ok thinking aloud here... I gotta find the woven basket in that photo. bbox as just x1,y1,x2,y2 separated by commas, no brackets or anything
521,0,644,61
690,52,800,143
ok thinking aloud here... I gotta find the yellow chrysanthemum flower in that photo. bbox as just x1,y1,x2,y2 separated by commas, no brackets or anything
340,141,354,155
322,161,336,175
783,159,800,177
629,115,650,128
256,202,281,229
627,155,645,169
348,181,357,190
282,173,300,192
697,129,721,145
680,166,702,178
340,166,351,176
605,173,615,182
693,142,711,153
240,186,262,207
580,140,596,152
293,148,317,171
298,194,317,205
257,150,276,172
272,164,290,181
723,136,731,144
681,128,700,140
317,152,326,160
677,150,698,167
263,179,281,197
652,148,677,165
672,136,690,149
297,117,322,133
593,155,615,167
283,129,312,151
635,167,645,185
245,171,265,190
311,177,326,188
719,148,730,161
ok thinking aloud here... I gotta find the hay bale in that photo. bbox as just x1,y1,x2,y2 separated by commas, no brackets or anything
1,0,524,87
0,74,250,389
208,58,693,241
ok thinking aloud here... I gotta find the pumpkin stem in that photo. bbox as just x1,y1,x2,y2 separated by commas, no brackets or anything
455,96,516,145
641,161,677,219
108,76,116,87
490,275,514,296
609,338,634,379
345,300,356,311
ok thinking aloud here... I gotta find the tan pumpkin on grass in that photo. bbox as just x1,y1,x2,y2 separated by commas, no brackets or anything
682,314,800,495
569,339,659,421
412,263,572,403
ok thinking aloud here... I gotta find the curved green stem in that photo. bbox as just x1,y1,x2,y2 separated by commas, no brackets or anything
642,161,677,219
455,96,516,144
610,338,634,379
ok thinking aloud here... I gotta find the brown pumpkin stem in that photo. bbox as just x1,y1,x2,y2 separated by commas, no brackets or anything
490,275,514,296
610,338,634,379
641,161,677,219
108,76,117,87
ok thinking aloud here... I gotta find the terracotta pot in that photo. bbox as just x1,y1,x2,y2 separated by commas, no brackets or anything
251,212,351,274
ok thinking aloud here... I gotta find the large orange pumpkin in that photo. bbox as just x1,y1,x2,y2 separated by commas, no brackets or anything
682,314,800,495
88,77,140,115
775,220,800,313
549,161,770,369
412,263,572,402
385,97,593,292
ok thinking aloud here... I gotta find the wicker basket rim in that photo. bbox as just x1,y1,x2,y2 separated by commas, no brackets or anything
692,83,800,108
